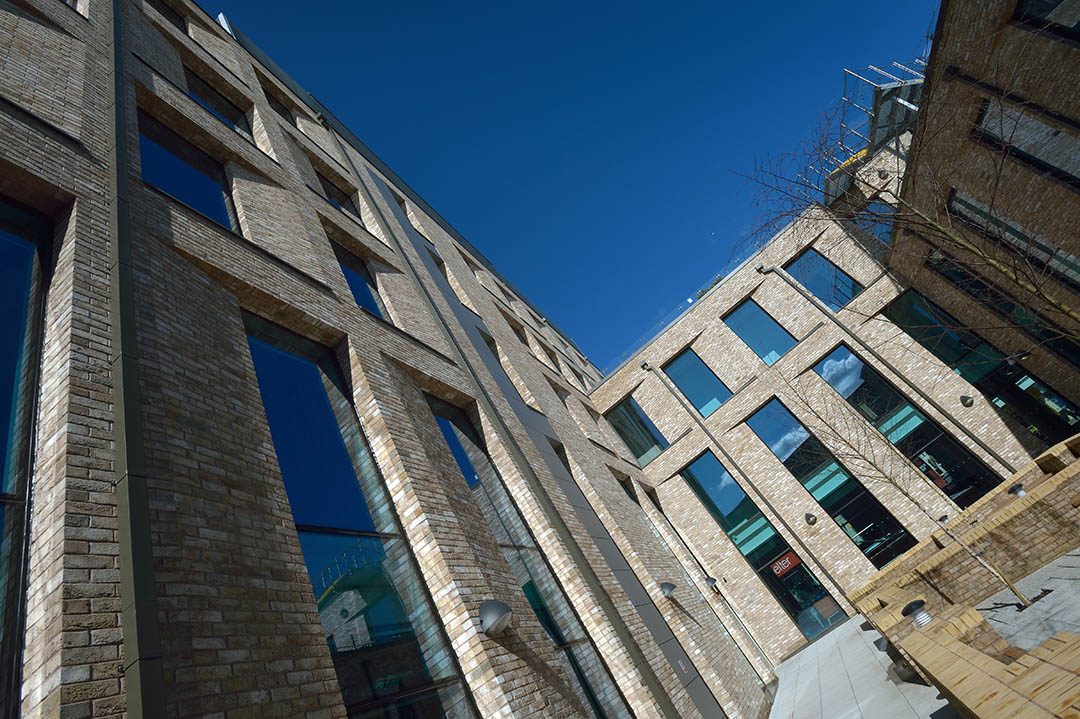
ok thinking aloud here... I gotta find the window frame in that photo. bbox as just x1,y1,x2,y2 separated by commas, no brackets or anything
183,65,253,139
783,245,866,311
722,296,799,366
1012,0,1080,43
661,345,732,418
972,99,1080,192
0,198,52,716
137,110,239,231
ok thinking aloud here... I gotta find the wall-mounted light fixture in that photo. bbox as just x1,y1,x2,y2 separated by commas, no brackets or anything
640,360,652,372
1008,483,1026,498
704,577,719,594
901,599,933,628
659,582,676,599
878,169,891,180
804,512,818,526
479,600,512,636
960,395,974,407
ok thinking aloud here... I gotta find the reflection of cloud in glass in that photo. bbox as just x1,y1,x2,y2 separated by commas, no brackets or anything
769,424,810,463
818,349,866,399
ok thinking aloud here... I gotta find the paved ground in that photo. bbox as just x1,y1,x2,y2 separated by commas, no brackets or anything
979,547,1080,650
767,617,957,719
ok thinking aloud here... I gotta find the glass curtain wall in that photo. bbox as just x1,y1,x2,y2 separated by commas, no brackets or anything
813,345,1002,508
247,321,472,718
604,396,668,466
745,400,916,568
681,451,846,640
0,199,46,715
723,299,797,366
883,291,1079,447
429,398,629,719
783,248,865,311
662,347,732,417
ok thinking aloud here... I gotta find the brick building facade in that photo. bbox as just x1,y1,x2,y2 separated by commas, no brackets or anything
0,1,1075,718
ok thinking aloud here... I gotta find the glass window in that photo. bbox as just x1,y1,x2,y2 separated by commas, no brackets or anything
680,451,846,640
0,200,44,712
723,298,797,366
336,250,384,319
662,347,731,417
1015,0,1080,41
745,400,916,568
138,111,235,230
247,325,466,718
976,100,1080,188
852,199,896,248
145,0,186,31
884,290,1080,446
929,253,1080,369
184,66,251,137
814,345,1002,508
265,90,295,125
604,396,668,466
784,247,865,311
948,190,1080,291
430,399,627,718
318,172,362,221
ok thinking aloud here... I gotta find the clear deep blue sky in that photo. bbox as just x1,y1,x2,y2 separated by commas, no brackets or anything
214,0,938,372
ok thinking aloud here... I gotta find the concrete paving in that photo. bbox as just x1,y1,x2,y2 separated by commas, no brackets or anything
979,547,1080,650
768,617,957,719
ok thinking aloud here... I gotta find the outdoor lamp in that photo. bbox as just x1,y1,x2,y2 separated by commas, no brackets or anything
901,599,933,628
479,600,513,636
805,512,818,526
960,395,974,407
1008,483,1026,498
659,582,676,598
705,577,719,593
640,360,652,372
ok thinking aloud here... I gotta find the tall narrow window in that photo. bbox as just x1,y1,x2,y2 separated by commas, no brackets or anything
975,100,1080,189
138,111,235,230
184,66,251,138
723,298,797,365
334,247,385,319
317,171,362,222
883,291,1080,446
948,190,1080,291
783,247,865,311
0,199,46,713
745,400,916,568
144,0,186,31
852,199,896,247
813,345,1001,508
680,451,846,640
430,399,626,718
247,320,467,718
662,347,731,417
928,253,1080,369
604,396,668,466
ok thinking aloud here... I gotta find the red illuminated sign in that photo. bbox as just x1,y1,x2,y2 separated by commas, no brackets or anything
770,550,801,578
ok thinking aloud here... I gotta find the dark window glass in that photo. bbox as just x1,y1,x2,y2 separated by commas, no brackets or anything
929,254,1080,369
0,201,44,712
814,345,1002,508
248,327,465,718
662,347,731,417
746,400,916,568
604,396,668,466
265,90,295,125
784,247,865,311
975,99,1080,189
138,112,234,229
318,172,362,221
184,67,251,137
681,451,846,639
1015,0,1080,40
883,291,1079,445
949,190,1080,292
852,199,895,247
338,254,383,319
145,0,186,31
724,298,797,366
430,399,625,717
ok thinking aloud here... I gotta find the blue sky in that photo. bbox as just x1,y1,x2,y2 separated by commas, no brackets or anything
215,0,938,372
